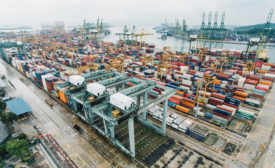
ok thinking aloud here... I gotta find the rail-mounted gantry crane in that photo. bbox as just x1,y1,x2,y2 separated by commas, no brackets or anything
55,70,175,158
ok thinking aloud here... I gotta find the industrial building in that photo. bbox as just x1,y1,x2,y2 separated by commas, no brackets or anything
6,98,32,117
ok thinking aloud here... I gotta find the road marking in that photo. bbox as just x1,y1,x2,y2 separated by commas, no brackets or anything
63,144,71,151
51,131,62,140
69,153,87,168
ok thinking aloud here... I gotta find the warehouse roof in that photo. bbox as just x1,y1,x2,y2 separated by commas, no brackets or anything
6,98,32,116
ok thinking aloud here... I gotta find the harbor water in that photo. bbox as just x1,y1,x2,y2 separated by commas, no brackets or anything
104,26,275,63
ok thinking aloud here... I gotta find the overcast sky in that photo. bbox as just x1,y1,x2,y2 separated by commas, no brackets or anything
0,0,274,27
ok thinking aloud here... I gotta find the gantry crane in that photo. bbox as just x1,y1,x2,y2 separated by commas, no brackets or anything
77,63,99,74
263,9,274,48
157,54,168,81
179,53,189,63
245,9,273,61
245,61,255,75
134,29,153,47
195,75,216,104
141,55,154,66
105,57,125,72
214,57,228,73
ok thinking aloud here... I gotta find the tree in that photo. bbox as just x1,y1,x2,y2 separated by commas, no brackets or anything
17,133,27,140
0,101,6,111
5,112,18,124
0,144,8,158
1,112,18,125
0,112,18,133
6,139,29,160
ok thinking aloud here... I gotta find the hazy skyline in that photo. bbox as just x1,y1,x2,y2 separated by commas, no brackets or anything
0,0,274,27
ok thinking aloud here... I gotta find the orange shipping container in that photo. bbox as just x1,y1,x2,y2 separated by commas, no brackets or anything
259,81,271,86
182,101,195,109
258,70,267,74
234,91,248,98
214,80,221,85
263,63,272,66
233,95,246,102
176,90,185,95
182,97,195,104
176,105,189,113
59,90,68,104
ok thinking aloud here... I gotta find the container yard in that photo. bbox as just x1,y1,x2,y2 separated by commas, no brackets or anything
1,2,275,167
1,29,275,167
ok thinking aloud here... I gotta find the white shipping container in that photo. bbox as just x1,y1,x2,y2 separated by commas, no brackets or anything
87,83,106,96
264,73,275,79
238,77,246,88
180,85,190,91
245,98,260,105
69,75,85,86
171,113,180,119
171,123,179,129
110,93,135,110
173,117,184,125
41,74,54,92
182,73,192,80
182,79,192,86
197,111,205,117
187,90,193,95
243,84,255,90
178,124,188,133
206,103,216,110
166,117,173,126
196,71,204,78
257,84,269,89
221,105,237,115
180,66,189,73
182,119,193,127
261,65,271,71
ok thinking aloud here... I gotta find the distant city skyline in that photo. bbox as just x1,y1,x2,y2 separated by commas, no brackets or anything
0,0,274,27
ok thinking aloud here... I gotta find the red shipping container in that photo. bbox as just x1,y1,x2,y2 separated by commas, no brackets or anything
250,94,264,99
168,98,180,105
255,86,268,92
171,95,184,101
224,103,238,109
182,97,195,104
262,76,273,82
212,93,226,100
248,75,261,81
153,88,162,94
213,112,230,120
208,97,224,105
246,79,258,85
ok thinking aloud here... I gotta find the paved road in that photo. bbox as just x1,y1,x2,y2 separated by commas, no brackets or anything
0,60,111,168
253,86,275,168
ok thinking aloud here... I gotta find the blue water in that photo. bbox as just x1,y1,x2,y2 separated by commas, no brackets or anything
103,26,275,63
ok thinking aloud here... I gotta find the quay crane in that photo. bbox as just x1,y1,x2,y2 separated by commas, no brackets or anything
134,29,153,47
